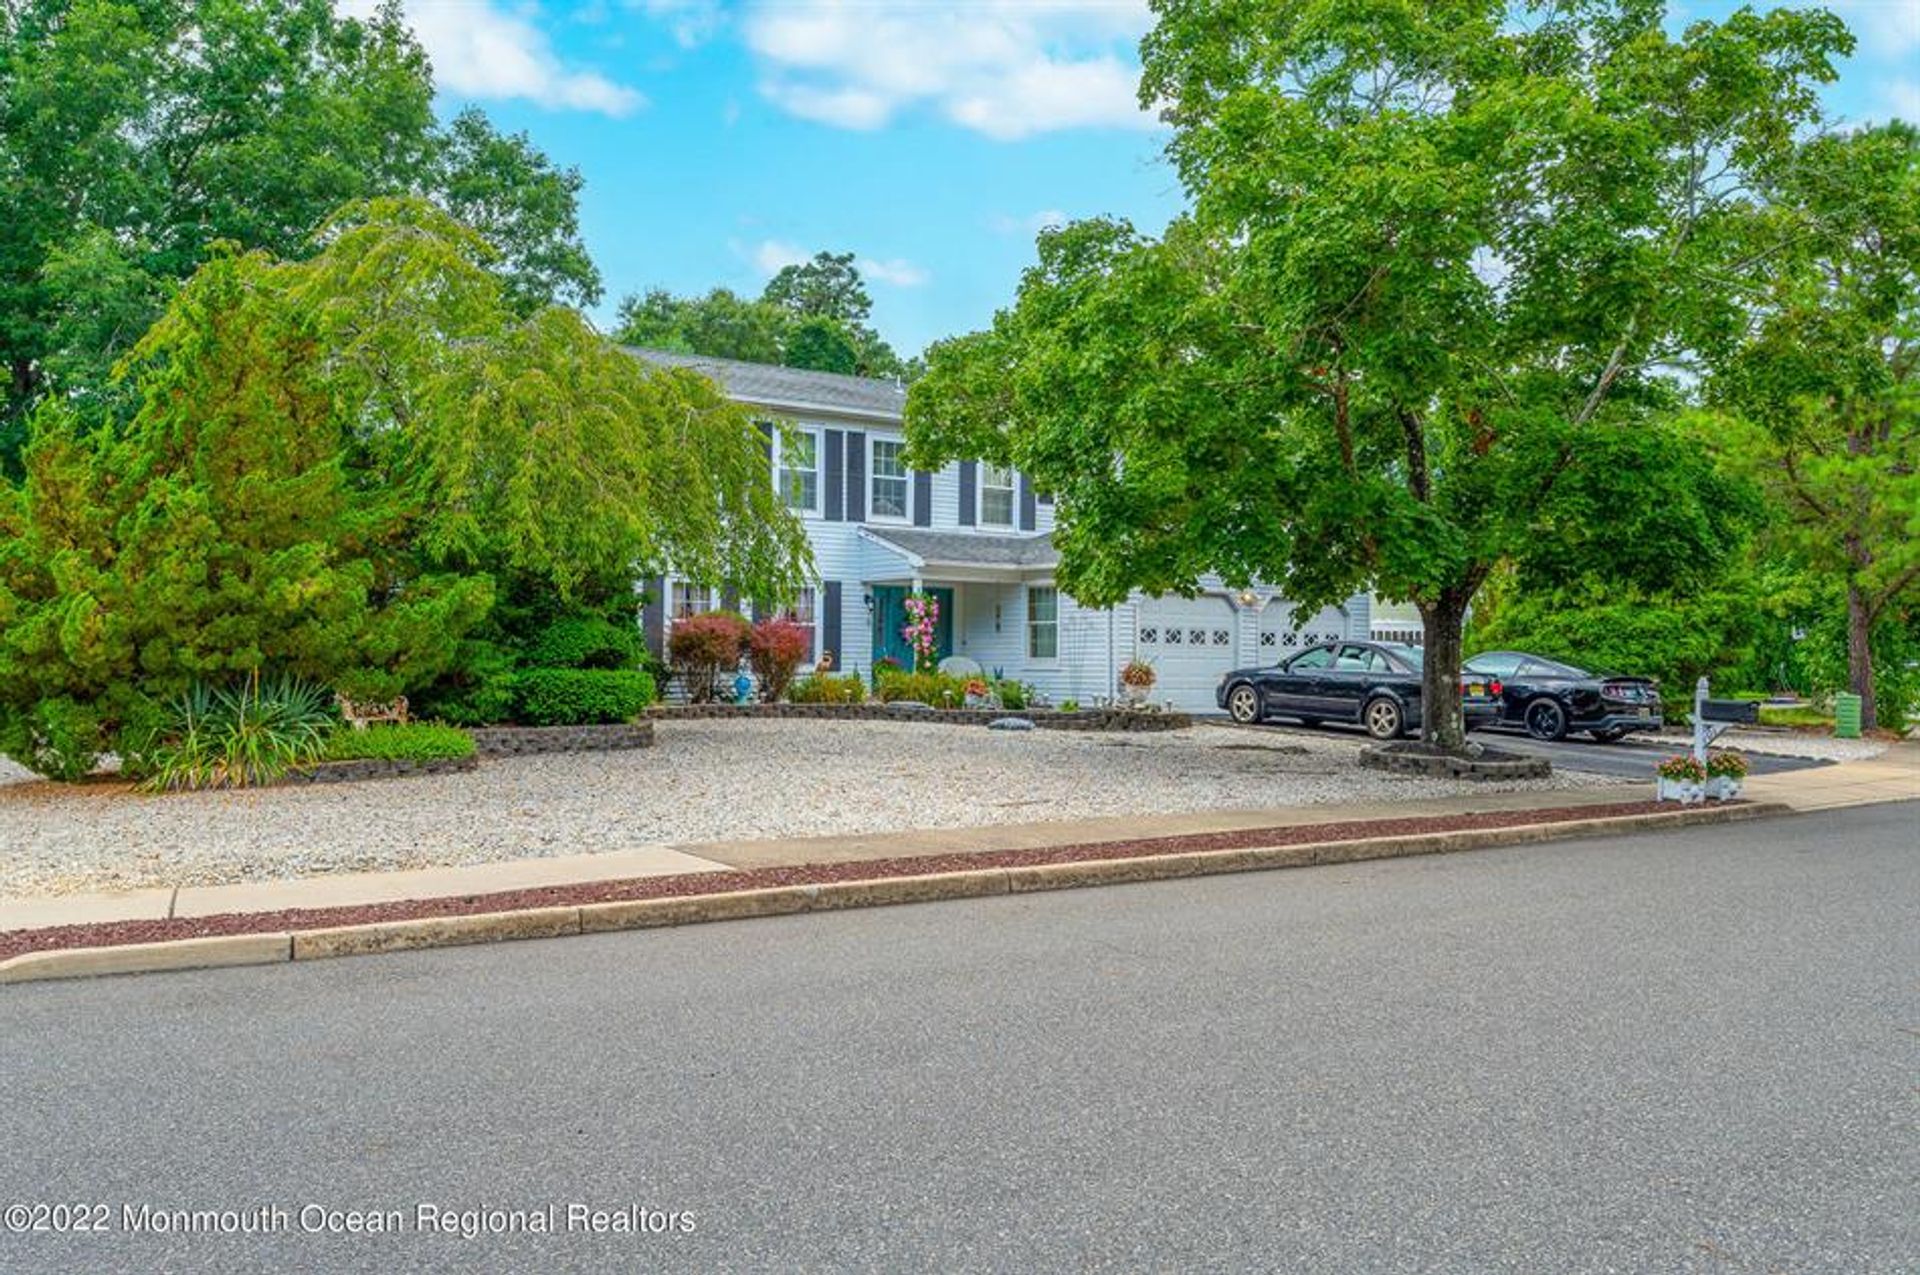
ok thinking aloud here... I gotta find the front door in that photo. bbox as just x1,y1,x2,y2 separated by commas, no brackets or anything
871,586,955,671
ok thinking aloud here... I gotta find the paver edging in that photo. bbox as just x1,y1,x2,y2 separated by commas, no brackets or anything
0,801,1791,984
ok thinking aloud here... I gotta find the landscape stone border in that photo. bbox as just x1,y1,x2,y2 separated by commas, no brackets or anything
1358,742,1551,781
648,703,1192,732
471,722,656,757
281,756,480,785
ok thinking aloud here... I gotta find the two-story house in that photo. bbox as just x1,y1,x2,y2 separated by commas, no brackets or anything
631,348,1371,712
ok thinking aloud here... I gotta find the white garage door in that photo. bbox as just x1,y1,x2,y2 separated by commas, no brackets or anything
1258,601,1354,661
1134,596,1240,713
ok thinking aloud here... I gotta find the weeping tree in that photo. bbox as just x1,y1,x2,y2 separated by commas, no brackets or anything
905,0,1849,749
0,199,810,777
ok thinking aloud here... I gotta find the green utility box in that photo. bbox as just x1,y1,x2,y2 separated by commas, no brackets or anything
1833,692,1862,739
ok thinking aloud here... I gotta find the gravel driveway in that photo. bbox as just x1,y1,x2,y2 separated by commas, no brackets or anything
0,721,1619,899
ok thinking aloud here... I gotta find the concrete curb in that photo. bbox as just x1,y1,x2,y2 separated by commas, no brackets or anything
0,802,1790,985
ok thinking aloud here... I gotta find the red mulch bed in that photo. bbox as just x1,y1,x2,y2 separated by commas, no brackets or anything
1,800,1686,962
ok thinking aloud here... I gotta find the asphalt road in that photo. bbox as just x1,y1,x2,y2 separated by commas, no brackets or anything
3,804,1915,1274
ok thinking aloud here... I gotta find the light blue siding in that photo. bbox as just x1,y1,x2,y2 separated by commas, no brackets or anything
648,377,1375,711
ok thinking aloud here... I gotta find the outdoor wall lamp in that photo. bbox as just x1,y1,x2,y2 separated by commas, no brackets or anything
1237,589,1259,607
862,590,874,613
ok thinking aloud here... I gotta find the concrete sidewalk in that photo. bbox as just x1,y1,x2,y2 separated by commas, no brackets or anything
3,746,1909,935
1743,742,1919,811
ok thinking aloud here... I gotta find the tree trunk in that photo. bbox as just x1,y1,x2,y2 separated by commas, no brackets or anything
1417,595,1468,753
1846,580,1878,733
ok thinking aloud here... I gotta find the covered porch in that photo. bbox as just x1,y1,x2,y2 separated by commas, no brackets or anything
856,527,1060,676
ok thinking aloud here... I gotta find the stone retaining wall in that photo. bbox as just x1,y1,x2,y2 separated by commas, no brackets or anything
649,703,1192,732
1357,743,1551,781
471,722,657,757
283,755,480,785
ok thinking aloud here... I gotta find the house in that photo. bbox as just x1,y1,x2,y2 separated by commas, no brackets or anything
629,348,1371,713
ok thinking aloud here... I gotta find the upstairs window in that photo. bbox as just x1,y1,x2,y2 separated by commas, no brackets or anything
980,463,1016,528
778,430,820,513
871,439,910,520
1027,587,1058,660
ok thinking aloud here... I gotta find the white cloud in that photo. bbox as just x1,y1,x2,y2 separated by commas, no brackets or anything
742,240,928,288
859,257,930,287
633,0,725,48
740,0,1159,139
343,0,645,117
751,239,811,274
990,208,1070,235
1829,1,1920,54
1890,78,1920,120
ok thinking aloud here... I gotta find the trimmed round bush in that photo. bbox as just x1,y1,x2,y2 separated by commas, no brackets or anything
527,616,643,671
514,668,657,725
749,617,812,702
668,610,750,703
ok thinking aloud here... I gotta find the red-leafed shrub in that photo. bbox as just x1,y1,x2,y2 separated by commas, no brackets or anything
668,611,750,703
749,618,812,703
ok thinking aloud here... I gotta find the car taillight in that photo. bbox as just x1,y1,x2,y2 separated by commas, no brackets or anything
1490,680,1503,696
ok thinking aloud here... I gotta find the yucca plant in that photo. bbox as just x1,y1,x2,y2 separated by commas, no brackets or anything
144,673,334,791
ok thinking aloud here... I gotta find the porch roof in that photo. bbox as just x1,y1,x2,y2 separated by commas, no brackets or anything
858,526,1058,575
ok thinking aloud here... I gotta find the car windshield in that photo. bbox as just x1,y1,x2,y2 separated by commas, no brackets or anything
1526,656,1589,678
1384,644,1421,670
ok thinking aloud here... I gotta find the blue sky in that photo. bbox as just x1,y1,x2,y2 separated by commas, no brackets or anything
359,1,1919,359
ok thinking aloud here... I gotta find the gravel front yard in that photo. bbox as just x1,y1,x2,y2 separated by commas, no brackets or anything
0,721,1621,899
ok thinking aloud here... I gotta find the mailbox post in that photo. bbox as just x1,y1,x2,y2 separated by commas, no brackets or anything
1693,677,1760,763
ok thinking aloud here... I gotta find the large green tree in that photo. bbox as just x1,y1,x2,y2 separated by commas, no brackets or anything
1710,124,1920,732
613,250,911,379
0,199,810,777
906,0,1849,749
0,0,600,468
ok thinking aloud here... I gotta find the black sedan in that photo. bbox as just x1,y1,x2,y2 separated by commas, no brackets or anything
1462,650,1662,742
1216,641,1501,739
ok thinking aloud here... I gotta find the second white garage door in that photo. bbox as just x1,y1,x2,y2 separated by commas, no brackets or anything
1133,595,1240,713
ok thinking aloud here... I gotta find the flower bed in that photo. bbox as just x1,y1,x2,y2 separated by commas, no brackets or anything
470,722,657,757
282,755,480,785
1358,741,1552,781
649,703,1191,732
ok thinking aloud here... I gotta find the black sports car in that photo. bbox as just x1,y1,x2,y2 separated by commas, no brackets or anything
1462,650,1662,742
1216,640,1501,739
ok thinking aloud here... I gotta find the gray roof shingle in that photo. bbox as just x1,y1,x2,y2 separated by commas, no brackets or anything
863,527,1058,569
626,347,905,422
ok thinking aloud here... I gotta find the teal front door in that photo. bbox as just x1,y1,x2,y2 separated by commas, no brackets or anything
872,586,954,670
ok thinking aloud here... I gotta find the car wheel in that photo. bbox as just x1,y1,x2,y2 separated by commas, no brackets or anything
1363,697,1403,740
1525,698,1569,742
1590,728,1628,743
1226,684,1262,724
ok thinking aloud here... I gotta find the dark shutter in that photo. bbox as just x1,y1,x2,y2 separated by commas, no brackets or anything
642,576,667,659
844,431,866,523
823,429,844,521
721,586,740,615
822,580,843,672
1018,472,1037,531
913,470,933,527
958,461,977,527
755,420,773,463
